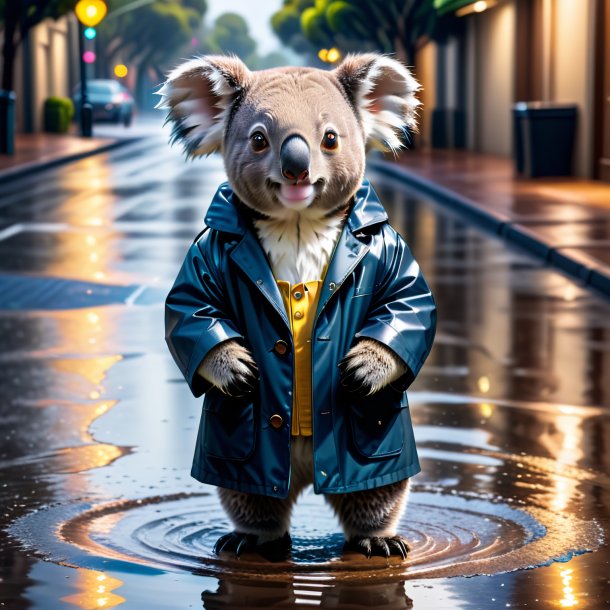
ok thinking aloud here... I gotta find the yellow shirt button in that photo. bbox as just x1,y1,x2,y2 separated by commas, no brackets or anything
294,311,303,320
294,291,303,300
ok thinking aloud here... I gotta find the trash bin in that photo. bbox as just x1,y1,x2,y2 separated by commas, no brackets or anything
0,89,16,155
513,102,577,177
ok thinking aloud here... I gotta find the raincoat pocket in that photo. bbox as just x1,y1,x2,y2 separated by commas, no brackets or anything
202,389,257,461
348,385,406,459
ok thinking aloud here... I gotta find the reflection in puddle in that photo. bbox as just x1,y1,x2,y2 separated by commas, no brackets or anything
11,439,602,586
61,570,125,610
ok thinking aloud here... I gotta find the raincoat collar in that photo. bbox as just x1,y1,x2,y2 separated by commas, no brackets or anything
204,180,388,235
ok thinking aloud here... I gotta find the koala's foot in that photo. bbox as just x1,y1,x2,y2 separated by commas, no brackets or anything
344,534,410,559
338,338,411,398
213,531,292,562
325,479,411,562
197,339,258,397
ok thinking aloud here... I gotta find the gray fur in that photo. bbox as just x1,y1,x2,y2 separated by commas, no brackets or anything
341,337,409,395
197,339,256,395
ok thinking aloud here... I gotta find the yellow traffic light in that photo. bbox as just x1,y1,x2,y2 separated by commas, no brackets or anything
75,0,107,27
114,64,128,78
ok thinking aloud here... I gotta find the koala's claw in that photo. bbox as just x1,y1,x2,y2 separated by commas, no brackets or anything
213,531,292,562
338,357,373,398
344,535,410,560
338,338,409,398
198,340,259,397
223,360,259,397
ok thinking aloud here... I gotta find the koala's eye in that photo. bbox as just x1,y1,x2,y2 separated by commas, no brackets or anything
322,130,339,151
250,132,268,152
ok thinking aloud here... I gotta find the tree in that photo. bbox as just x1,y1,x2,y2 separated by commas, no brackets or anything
0,0,74,92
96,0,207,108
271,0,450,66
206,13,256,60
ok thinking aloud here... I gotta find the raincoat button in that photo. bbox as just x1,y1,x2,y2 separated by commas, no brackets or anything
256,279,263,285
274,340,288,355
294,291,303,300
329,281,336,290
294,311,303,320
273,485,279,492
270,414,284,429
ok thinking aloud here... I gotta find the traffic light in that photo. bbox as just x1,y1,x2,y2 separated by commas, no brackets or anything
75,0,107,28
84,27,97,40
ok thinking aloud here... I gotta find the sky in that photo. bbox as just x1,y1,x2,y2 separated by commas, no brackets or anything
206,0,285,56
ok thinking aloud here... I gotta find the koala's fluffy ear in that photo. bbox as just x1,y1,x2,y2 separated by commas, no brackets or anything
334,54,421,152
155,55,251,158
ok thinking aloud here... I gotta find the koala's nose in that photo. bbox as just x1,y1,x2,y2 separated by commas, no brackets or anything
280,135,310,182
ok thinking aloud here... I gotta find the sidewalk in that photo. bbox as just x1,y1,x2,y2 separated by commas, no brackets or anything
369,149,610,298
0,127,143,184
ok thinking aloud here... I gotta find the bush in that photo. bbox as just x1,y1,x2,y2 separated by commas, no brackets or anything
43,97,75,133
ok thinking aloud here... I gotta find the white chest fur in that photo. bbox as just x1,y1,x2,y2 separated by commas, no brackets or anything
253,210,344,284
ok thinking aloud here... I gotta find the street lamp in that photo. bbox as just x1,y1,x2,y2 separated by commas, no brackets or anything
74,0,107,137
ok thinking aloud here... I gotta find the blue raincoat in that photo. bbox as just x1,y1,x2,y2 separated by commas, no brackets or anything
165,180,436,498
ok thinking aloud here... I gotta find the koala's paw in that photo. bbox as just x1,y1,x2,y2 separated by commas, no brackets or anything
338,338,408,398
197,340,258,397
213,531,292,562
344,534,410,560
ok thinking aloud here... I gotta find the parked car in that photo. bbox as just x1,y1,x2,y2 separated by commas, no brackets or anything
73,79,134,126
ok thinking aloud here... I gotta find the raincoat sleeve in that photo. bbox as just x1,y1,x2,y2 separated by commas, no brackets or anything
354,227,436,391
165,232,243,398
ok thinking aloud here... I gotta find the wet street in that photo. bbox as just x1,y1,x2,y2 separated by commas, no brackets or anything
0,127,609,609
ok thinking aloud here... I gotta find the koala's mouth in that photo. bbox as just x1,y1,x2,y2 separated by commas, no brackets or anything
268,179,324,210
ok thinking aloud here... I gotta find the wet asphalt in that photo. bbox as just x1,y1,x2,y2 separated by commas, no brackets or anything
0,124,609,609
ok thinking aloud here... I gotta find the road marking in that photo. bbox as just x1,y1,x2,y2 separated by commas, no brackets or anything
125,284,148,306
0,224,24,241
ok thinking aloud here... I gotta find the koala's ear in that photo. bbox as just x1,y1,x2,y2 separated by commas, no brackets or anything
333,54,420,152
155,55,251,158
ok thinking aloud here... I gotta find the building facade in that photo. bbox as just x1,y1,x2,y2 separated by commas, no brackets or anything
417,0,610,181
8,15,80,134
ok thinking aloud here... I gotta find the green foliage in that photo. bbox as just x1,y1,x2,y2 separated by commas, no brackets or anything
206,12,257,59
271,0,449,64
43,96,74,133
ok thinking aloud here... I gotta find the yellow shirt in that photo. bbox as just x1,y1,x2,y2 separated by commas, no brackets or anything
276,279,323,436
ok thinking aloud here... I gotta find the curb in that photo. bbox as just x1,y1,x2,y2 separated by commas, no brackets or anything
368,158,610,299
0,136,144,185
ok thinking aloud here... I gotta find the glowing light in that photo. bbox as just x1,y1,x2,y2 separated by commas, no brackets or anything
87,312,100,325
85,235,96,246
480,402,494,418
75,0,107,27
318,48,341,63
456,0,497,17
326,47,341,63
477,375,491,393
114,64,128,78
61,569,124,609
83,51,96,64
559,568,579,607
84,27,97,39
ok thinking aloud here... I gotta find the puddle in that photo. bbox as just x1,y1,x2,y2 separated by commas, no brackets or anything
11,449,603,584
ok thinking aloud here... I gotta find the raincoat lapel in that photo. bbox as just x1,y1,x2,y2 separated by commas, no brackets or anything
230,231,291,329
314,227,369,322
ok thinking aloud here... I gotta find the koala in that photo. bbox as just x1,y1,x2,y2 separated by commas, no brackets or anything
160,53,436,562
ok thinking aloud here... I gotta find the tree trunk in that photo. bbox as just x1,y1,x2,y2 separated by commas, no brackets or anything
1,2,20,91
